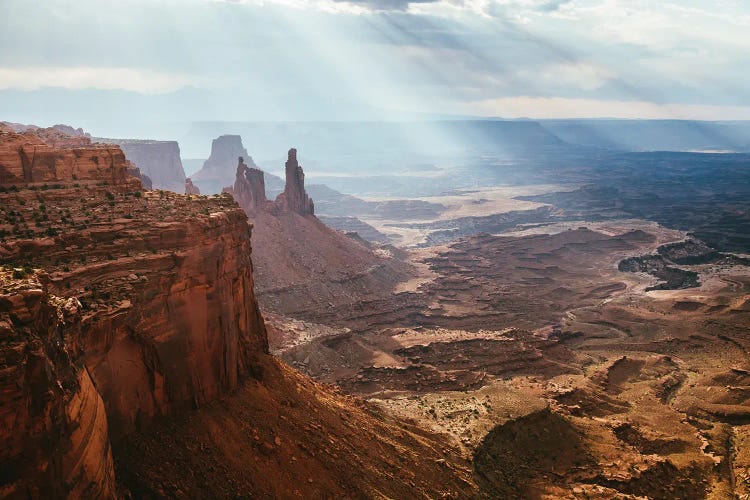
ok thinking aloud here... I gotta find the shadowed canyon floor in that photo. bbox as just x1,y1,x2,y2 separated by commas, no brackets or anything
115,357,474,499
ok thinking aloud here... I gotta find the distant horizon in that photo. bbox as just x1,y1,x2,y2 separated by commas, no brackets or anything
3,0,750,131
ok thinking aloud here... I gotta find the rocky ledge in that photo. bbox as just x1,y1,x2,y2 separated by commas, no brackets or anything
0,128,267,496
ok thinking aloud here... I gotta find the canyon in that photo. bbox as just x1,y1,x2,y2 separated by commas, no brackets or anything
204,130,750,497
275,219,750,498
2,122,750,499
0,127,475,498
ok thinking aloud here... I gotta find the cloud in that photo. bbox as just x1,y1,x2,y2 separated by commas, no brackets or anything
535,0,570,12
0,66,200,94
1,0,749,122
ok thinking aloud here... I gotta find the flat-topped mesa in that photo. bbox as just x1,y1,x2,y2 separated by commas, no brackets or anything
185,177,201,195
209,135,252,167
275,148,314,215
0,129,140,189
229,156,268,213
192,135,258,194
98,139,186,192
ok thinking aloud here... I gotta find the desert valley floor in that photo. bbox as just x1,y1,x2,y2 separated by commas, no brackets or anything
264,213,750,499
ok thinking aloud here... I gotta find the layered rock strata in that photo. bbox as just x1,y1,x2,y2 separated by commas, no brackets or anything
0,128,268,495
98,139,186,192
0,279,116,499
0,130,138,187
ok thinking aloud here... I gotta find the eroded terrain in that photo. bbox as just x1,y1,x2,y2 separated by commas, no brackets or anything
268,217,750,498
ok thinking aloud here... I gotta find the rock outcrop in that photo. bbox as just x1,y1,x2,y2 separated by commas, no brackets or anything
223,156,268,213
0,127,268,495
226,148,314,217
0,280,116,499
0,122,91,141
275,148,314,215
0,126,475,498
97,139,186,192
185,177,200,195
0,129,138,187
191,135,256,194
221,147,414,325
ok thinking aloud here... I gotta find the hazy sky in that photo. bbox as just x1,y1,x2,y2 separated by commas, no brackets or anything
1,0,750,132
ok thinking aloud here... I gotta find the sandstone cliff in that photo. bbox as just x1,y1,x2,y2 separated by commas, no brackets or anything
97,139,186,192
0,127,473,498
0,128,268,495
0,279,116,499
0,130,137,187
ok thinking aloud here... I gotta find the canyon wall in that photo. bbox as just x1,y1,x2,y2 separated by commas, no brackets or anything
0,128,268,495
0,131,135,186
0,282,116,499
99,139,186,192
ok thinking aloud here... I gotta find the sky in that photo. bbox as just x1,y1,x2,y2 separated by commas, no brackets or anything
1,0,750,135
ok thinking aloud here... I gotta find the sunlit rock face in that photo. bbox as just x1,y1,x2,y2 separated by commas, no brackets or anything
0,130,137,186
0,127,269,495
274,148,314,215
192,135,257,194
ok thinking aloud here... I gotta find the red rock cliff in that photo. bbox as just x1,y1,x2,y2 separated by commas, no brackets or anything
0,130,136,187
0,280,116,498
0,128,268,495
